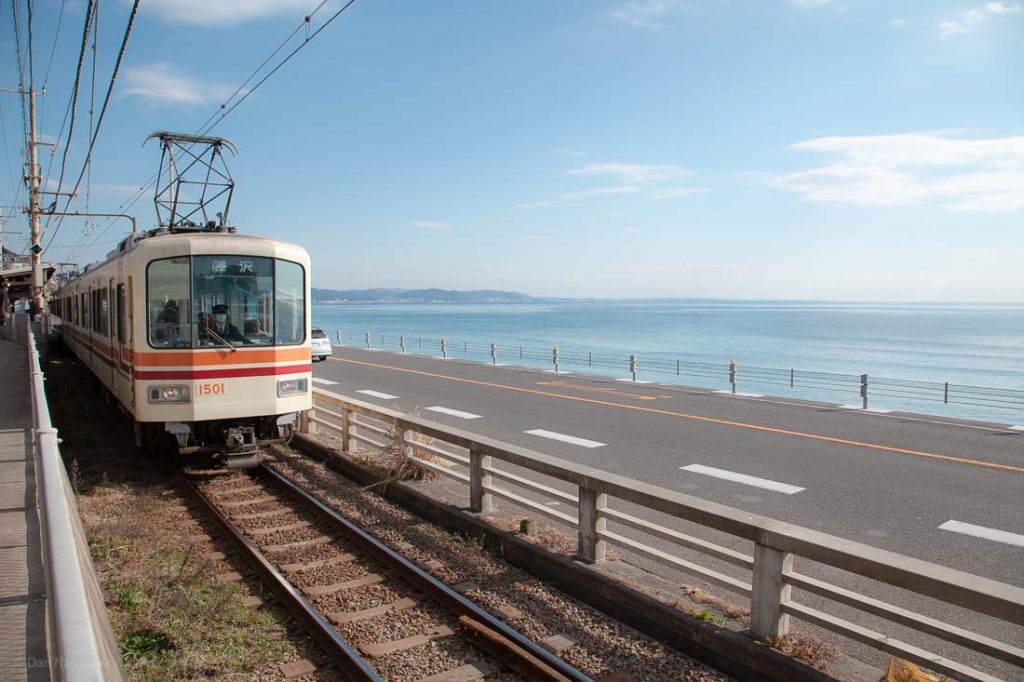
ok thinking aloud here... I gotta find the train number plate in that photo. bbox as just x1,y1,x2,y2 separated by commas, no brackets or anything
198,382,226,396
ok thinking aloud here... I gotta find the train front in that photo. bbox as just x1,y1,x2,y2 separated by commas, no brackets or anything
137,235,313,468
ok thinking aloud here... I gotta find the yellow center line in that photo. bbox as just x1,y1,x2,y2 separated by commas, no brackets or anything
535,380,659,400
327,356,1024,474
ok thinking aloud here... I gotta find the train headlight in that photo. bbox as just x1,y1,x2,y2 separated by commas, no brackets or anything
148,385,190,403
277,378,308,397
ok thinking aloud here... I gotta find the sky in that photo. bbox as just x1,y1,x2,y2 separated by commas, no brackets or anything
1,0,1022,301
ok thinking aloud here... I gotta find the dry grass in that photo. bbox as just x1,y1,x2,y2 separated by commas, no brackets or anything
43,356,301,681
761,633,838,670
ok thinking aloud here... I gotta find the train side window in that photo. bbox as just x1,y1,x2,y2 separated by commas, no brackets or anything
147,257,192,348
117,284,126,343
100,288,109,337
274,259,305,345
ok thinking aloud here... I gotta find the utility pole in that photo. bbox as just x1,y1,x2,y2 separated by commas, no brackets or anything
27,87,44,313
0,85,45,313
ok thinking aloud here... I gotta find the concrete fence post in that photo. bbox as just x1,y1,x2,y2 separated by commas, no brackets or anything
630,354,638,382
468,445,494,513
553,345,559,373
400,336,406,354
861,373,869,409
750,543,793,638
365,330,371,349
730,359,737,394
491,342,497,364
306,405,318,435
340,408,351,452
577,487,607,564
441,337,448,359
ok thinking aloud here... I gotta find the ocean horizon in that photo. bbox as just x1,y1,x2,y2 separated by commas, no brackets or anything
312,299,1024,424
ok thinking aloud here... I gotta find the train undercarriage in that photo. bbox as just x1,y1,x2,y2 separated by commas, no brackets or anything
135,413,298,469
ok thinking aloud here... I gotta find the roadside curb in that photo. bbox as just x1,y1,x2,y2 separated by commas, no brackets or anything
293,433,842,682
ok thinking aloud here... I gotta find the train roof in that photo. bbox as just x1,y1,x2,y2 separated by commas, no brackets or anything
66,227,308,283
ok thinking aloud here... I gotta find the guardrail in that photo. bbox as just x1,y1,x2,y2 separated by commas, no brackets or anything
328,329,1024,417
22,316,127,681
304,388,1024,682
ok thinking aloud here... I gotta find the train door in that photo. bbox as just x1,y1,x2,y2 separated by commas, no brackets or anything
108,278,117,391
127,276,135,407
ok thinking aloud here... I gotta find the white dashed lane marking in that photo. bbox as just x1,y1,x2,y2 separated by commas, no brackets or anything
524,429,606,449
356,389,399,400
679,464,805,495
938,520,1024,548
425,406,482,420
312,378,338,386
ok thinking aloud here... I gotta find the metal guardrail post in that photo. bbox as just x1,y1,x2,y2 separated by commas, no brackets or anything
630,354,638,382
441,337,448,359
577,487,607,564
336,330,341,346
400,336,406,354
676,358,680,375
861,374,869,409
553,345,559,373
464,340,468,353
468,444,493,513
750,543,793,638
365,330,371,349
790,369,794,388
730,359,737,394
491,342,497,364
589,351,592,367
944,382,949,404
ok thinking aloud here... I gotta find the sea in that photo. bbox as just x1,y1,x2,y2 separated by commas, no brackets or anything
312,301,1024,424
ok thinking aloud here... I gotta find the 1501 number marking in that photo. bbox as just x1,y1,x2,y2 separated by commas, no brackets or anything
198,383,225,396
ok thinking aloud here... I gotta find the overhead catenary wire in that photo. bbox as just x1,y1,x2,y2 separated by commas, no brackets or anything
70,0,359,261
40,0,68,91
44,0,95,236
44,0,139,254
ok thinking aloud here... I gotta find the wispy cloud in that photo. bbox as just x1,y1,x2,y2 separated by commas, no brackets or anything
568,162,692,184
608,0,687,29
791,0,847,10
771,133,1024,211
121,63,232,106
144,0,323,26
890,17,908,28
519,161,704,208
553,148,586,157
412,221,454,230
938,2,1021,38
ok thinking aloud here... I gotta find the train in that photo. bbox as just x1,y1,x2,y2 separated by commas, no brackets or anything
50,224,313,468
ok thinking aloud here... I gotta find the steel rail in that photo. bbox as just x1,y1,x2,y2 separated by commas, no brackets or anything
258,463,594,682
175,469,381,682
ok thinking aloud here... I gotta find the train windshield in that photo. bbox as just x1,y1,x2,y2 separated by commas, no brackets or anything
147,255,305,349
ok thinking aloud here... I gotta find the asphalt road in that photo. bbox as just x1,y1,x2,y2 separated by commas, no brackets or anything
311,346,1023,675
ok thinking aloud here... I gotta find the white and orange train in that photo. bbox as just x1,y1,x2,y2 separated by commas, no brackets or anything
50,226,313,468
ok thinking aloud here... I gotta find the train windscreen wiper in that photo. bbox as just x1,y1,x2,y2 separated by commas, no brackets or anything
204,326,238,352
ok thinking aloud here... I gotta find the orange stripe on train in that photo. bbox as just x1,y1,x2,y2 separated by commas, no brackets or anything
134,347,310,367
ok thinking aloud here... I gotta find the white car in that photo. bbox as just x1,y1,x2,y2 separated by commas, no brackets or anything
311,327,332,362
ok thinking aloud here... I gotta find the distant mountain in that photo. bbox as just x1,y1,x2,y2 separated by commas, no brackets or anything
312,288,537,303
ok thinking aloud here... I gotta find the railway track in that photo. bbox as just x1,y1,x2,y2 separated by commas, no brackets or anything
179,462,593,682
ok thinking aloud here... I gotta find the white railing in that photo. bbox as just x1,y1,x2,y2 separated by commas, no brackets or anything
305,388,1024,682
22,316,126,681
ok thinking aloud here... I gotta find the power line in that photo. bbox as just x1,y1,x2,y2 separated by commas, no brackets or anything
45,0,94,232
44,0,139,254
41,0,68,91
71,0,361,262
